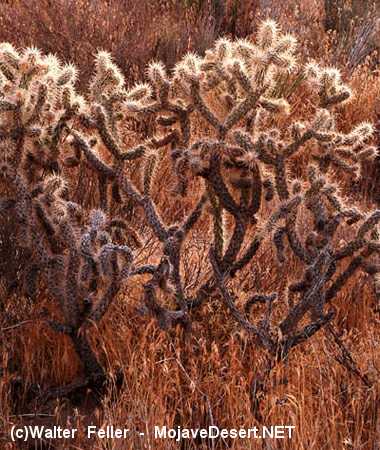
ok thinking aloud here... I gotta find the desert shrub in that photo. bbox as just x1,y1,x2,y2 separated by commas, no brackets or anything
324,0,380,73
0,18,379,417
0,0,231,90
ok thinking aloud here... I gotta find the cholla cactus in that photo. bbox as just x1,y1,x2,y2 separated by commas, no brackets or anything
120,19,379,395
0,20,379,403
0,44,136,389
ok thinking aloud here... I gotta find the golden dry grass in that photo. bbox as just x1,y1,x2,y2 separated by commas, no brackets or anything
1,2,380,450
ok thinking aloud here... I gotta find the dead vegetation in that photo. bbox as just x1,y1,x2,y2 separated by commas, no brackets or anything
0,2,380,450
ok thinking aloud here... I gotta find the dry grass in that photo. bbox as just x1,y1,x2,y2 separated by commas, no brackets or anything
1,1,380,450
1,241,379,449
0,0,240,89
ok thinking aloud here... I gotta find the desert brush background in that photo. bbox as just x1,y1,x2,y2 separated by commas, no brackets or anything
0,1,380,449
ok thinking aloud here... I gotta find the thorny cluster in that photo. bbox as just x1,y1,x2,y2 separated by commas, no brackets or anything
0,20,379,399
